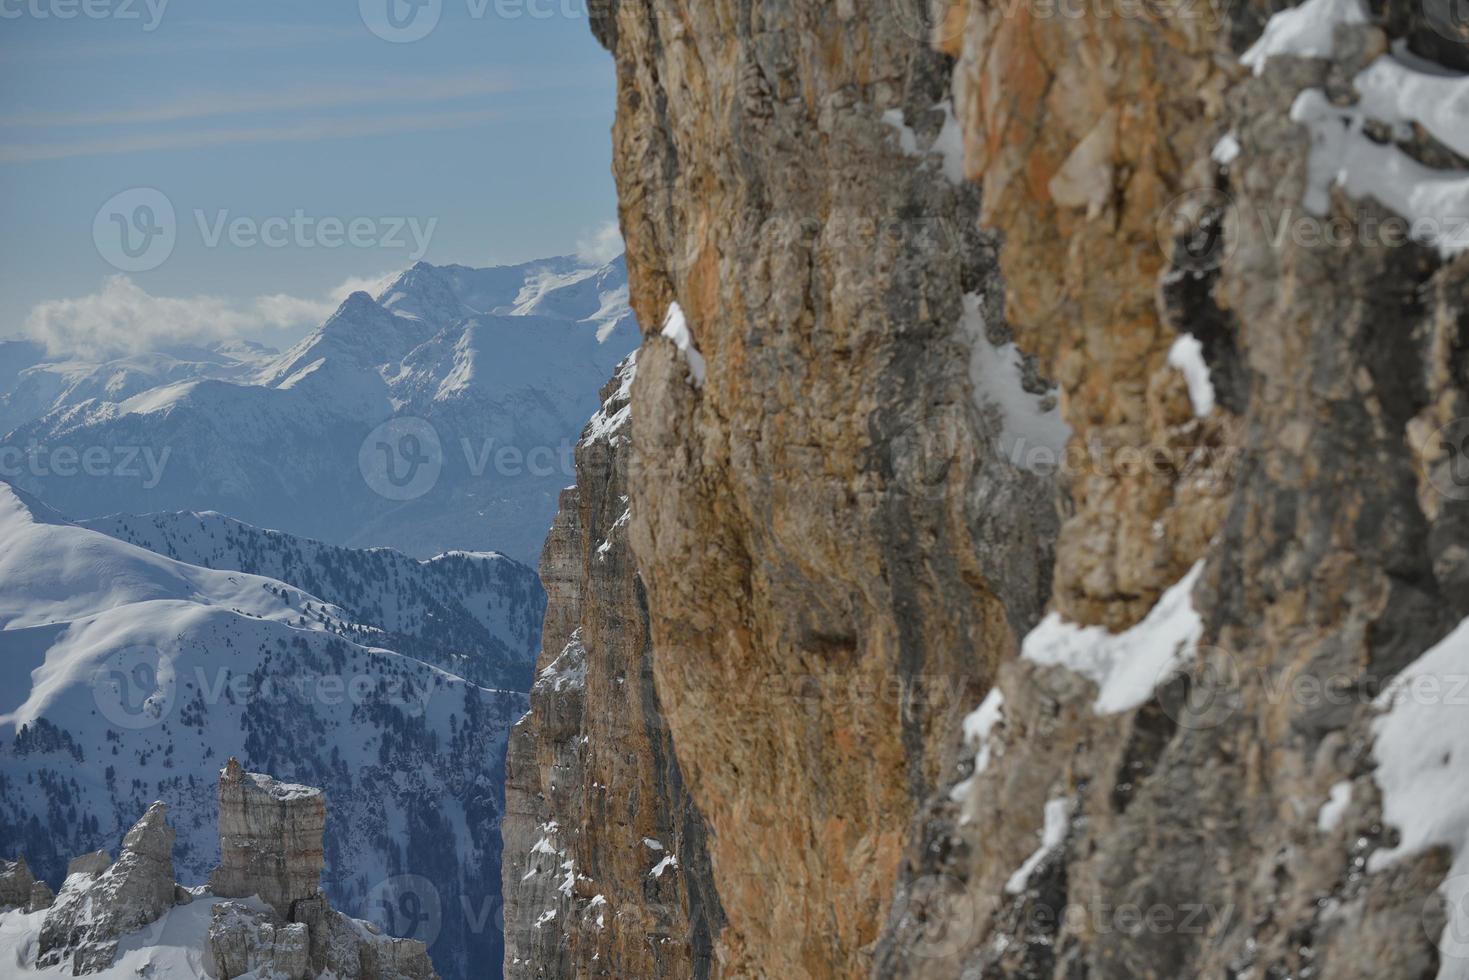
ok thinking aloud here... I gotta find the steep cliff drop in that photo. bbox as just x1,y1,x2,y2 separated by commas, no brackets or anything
502,356,725,978
508,0,1469,977
524,1,1064,976
880,0,1469,976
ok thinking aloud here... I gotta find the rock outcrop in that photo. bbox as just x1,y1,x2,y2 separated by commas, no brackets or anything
503,356,725,978
875,0,1469,978
209,758,328,919
67,850,111,877
0,855,34,909
587,2,1061,975
203,760,437,980
3,764,437,979
38,801,177,973
516,0,1469,978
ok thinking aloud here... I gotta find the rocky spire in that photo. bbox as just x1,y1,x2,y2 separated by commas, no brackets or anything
38,802,178,973
208,757,326,919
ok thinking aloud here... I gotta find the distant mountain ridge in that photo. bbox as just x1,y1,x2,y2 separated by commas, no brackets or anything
0,481,529,980
1,255,639,563
83,509,544,690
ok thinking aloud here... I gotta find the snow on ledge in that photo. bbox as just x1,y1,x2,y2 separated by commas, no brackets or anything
1369,615,1469,969
963,292,1071,470
1240,0,1366,74
950,688,1005,807
661,302,706,387
1168,335,1216,417
1005,797,1071,894
1243,0,1469,259
1021,562,1205,714
1291,89,1469,258
1317,780,1352,832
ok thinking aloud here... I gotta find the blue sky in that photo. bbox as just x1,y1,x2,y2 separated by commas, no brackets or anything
0,0,621,352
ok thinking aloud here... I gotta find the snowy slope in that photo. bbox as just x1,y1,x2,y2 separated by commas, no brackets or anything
0,341,273,439
2,256,639,564
0,483,525,980
81,510,544,690
0,895,222,979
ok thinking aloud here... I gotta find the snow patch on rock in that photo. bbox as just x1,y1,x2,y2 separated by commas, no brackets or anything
1022,562,1205,714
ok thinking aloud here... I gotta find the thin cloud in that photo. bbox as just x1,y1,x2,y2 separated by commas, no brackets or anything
576,221,624,265
0,22,367,66
21,274,383,357
0,73,515,128
0,108,505,163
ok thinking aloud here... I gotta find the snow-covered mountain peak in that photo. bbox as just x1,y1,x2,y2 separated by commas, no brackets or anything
3,254,641,563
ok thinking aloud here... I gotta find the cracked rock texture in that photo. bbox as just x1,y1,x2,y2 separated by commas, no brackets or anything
209,757,327,920
584,1,1062,976
877,1,1469,979
38,801,177,974
504,0,1469,977
503,356,725,978
11,765,436,979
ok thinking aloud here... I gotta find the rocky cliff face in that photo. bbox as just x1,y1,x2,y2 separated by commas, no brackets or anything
502,356,725,978
209,760,327,920
523,0,1469,978
590,2,1063,975
876,1,1469,977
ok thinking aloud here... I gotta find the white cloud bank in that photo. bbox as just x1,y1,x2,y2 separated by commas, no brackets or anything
576,221,625,266
20,273,396,357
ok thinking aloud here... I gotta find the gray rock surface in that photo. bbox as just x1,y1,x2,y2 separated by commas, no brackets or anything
38,802,177,974
502,357,725,978
0,855,34,910
207,901,312,980
27,879,54,912
208,757,326,919
66,850,111,877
